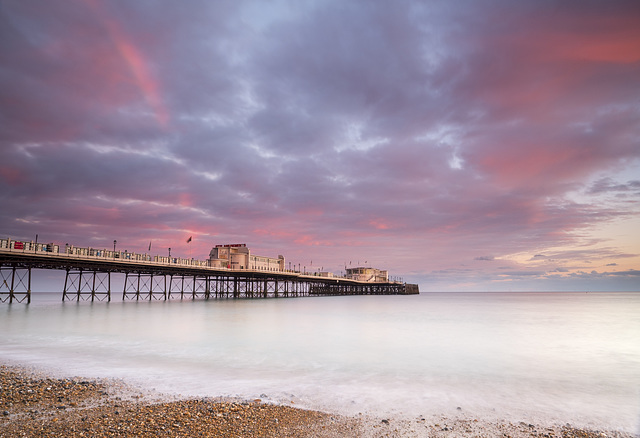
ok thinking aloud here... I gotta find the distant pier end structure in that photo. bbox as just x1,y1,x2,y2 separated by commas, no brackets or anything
346,267,389,282
1,238,419,304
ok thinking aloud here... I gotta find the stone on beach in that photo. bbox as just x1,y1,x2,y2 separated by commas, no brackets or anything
1,365,635,438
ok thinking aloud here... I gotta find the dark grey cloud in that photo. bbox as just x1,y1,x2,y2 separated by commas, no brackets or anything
589,178,640,195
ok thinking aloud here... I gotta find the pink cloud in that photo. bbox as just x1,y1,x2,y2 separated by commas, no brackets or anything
0,167,25,185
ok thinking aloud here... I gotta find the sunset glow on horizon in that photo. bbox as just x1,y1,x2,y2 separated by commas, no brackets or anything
1,0,639,291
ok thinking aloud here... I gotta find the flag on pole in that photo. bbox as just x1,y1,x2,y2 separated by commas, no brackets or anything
186,236,192,243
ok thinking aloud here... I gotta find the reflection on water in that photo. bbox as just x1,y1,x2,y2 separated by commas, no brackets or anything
2,292,639,432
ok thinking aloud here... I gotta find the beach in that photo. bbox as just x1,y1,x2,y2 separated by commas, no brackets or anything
1,365,634,438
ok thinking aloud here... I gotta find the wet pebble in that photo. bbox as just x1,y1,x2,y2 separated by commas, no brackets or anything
1,365,635,438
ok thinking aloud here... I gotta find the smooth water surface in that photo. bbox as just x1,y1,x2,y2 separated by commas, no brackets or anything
1,292,639,432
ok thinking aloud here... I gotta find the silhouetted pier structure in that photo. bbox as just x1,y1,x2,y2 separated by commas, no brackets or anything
1,249,418,304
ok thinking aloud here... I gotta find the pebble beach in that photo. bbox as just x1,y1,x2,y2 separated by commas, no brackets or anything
1,365,635,438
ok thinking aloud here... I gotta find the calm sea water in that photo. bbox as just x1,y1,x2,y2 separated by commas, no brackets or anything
1,292,639,432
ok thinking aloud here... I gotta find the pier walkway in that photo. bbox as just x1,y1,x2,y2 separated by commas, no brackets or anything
0,248,418,304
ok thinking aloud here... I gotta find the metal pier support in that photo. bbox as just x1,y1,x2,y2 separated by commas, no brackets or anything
0,264,31,304
123,272,167,301
62,269,111,302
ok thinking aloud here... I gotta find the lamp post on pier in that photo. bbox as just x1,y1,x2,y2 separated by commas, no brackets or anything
113,240,117,259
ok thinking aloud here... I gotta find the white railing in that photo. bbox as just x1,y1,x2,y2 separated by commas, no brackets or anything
0,241,400,283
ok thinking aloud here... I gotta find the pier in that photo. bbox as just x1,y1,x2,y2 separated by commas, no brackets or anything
0,246,418,304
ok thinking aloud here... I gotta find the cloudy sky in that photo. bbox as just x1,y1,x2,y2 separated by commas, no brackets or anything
1,0,639,291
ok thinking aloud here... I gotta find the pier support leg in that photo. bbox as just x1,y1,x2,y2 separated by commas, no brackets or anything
92,271,110,302
92,271,96,301
150,274,166,300
62,268,83,302
192,277,207,300
0,265,31,304
77,269,83,301
123,272,146,300
62,269,109,302
122,272,154,301
122,273,128,300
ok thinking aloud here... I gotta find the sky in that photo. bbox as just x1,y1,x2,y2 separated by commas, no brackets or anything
1,0,639,292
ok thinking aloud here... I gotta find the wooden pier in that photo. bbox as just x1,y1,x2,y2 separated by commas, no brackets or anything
1,249,418,304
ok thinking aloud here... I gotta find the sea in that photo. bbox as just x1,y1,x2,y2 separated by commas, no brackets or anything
1,291,639,433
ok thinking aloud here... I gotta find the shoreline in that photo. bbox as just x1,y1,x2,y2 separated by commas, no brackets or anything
1,365,635,437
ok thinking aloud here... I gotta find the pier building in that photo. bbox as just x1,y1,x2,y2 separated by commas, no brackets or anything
345,267,388,282
208,244,285,271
